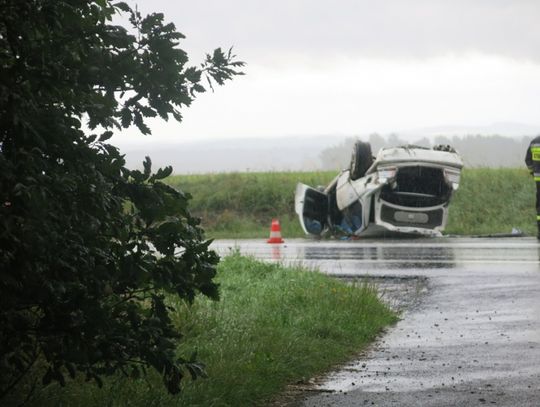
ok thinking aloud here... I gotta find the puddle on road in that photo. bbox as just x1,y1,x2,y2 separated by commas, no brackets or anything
300,245,457,266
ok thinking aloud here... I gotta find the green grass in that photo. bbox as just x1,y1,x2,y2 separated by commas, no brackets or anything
166,171,336,238
445,168,535,235
166,168,537,238
24,254,396,407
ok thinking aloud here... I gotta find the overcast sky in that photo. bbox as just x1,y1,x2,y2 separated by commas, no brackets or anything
113,0,540,147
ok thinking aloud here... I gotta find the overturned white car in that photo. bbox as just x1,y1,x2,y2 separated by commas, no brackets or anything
295,142,463,237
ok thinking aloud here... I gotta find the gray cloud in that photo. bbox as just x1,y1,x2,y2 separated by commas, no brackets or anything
139,0,540,62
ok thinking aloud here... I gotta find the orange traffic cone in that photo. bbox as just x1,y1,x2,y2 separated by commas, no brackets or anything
267,219,284,244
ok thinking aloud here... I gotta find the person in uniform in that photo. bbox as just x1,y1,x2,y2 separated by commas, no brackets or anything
525,135,540,239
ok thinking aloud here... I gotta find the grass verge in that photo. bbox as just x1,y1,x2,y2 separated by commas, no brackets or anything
445,168,535,235
25,253,397,407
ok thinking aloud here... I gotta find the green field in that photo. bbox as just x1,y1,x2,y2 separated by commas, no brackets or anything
166,168,537,238
22,254,396,407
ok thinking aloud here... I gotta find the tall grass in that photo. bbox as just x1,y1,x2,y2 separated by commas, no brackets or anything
445,168,535,235
167,168,537,238
25,254,396,407
167,171,336,238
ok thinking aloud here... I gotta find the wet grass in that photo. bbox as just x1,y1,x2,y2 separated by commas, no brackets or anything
445,168,535,235
167,168,537,238
23,254,396,407
166,171,336,238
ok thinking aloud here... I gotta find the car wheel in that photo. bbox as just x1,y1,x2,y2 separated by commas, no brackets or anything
350,141,373,180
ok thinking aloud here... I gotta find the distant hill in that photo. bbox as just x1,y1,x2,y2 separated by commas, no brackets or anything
399,122,540,138
115,124,540,173
119,136,333,174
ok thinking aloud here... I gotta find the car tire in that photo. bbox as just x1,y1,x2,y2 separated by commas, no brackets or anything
350,141,373,180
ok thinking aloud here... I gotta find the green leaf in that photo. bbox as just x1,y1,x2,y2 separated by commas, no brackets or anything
120,107,132,128
143,156,152,179
114,2,131,13
42,368,53,386
99,131,113,142
130,169,145,183
153,166,172,180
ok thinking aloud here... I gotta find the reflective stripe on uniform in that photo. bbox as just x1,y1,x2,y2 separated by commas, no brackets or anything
534,176,540,181
536,215,540,221
531,146,540,161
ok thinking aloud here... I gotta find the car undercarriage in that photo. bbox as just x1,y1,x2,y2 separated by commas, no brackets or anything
295,143,464,237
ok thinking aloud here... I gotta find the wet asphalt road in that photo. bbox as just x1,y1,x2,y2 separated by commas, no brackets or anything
211,237,540,407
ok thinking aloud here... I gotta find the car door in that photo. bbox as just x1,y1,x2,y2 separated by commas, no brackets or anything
335,173,371,235
294,183,328,235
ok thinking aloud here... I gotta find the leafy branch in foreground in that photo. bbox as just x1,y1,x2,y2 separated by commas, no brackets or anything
0,0,244,400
